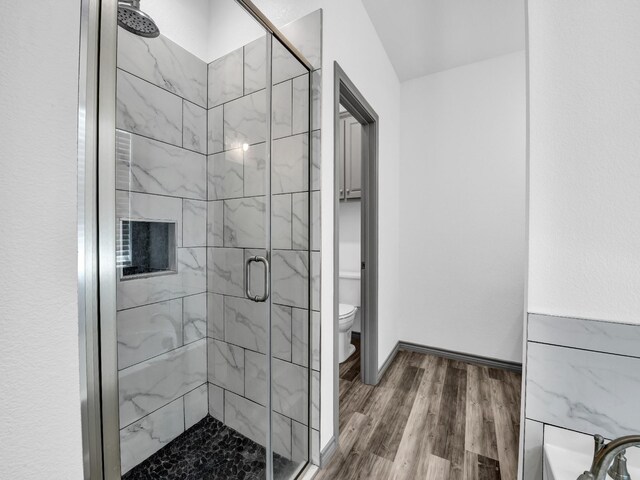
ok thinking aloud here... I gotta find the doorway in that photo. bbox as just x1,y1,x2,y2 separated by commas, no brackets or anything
332,62,379,442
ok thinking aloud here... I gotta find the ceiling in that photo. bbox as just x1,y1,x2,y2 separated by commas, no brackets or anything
361,0,525,81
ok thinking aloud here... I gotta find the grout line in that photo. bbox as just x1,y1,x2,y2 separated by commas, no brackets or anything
117,67,206,108
528,340,640,360
117,128,206,156
118,337,206,372
119,382,207,431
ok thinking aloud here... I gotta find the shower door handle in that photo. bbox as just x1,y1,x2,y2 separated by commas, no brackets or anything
245,255,270,302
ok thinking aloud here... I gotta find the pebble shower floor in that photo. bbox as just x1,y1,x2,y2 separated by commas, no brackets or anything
122,416,299,480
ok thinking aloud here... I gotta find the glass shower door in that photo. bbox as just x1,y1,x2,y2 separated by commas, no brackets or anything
109,3,311,478
269,36,312,479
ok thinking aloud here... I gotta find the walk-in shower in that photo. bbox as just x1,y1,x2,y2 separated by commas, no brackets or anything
84,0,321,478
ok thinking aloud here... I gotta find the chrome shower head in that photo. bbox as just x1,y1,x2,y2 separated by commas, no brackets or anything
118,0,160,38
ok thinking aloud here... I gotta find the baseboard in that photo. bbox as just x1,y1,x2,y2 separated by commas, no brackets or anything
399,340,522,373
319,435,338,468
376,341,400,383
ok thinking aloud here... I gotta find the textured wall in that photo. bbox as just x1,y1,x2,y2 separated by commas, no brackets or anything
0,1,84,479
528,0,640,323
399,52,527,363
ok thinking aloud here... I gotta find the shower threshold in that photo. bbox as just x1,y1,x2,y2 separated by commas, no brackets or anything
122,415,300,480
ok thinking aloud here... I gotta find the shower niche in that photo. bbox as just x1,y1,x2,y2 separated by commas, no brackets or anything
119,220,177,279
100,1,322,479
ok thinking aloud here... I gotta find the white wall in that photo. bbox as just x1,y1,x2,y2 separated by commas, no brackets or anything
206,0,264,61
528,1,640,324
144,0,211,60
319,0,401,447
338,200,361,274
0,2,84,479
399,51,527,363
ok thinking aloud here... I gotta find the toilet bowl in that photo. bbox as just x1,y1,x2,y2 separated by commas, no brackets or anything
338,303,357,363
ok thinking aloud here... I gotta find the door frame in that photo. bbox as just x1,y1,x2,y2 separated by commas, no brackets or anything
333,62,380,438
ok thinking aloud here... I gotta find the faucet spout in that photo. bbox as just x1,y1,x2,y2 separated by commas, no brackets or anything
580,435,640,480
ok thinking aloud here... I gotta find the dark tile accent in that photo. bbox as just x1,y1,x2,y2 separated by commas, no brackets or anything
123,415,299,480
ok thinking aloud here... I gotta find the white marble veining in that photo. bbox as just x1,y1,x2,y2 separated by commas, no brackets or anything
117,248,206,310
207,106,224,154
291,420,309,464
207,247,244,297
272,305,293,362
272,194,293,250
207,200,224,248
244,350,268,405
311,429,320,466
244,37,266,95
183,101,207,154
272,250,309,309
223,197,266,248
311,130,321,191
184,383,208,429
291,307,309,368
224,89,267,150
208,48,243,107
223,297,291,362
280,10,322,71
272,40,307,85
292,74,310,135
526,342,640,439
311,191,320,251
311,370,320,430
208,383,224,421
117,298,183,370
207,292,225,341
311,311,320,371
272,80,293,139
120,397,185,475
311,69,321,132
208,338,245,396
224,391,292,458
208,149,244,200
183,293,207,343
118,29,207,107
292,193,309,250
119,339,207,428
311,252,320,312
116,131,206,200
529,314,640,358
272,133,309,194
182,199,207,247
116,189,182,247
244,143,267,197
224,296,268,353
117,69,182,147
245,351,309,425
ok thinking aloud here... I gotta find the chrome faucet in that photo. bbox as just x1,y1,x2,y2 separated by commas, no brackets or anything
577,434,640,480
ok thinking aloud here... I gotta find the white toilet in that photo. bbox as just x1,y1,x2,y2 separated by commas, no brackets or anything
338,303,357,363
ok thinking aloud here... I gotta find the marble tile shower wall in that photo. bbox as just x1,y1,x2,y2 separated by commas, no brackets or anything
115,30,209,475
205,10,323,465
522,314,640,480
113,9,322,474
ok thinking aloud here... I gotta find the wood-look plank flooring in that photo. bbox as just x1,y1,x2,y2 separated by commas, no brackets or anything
316,339,521,480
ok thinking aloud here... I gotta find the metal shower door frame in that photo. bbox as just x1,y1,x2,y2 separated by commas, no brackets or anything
78,0,315,478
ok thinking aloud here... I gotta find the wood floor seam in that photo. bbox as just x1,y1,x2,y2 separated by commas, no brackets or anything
318,338,521,480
